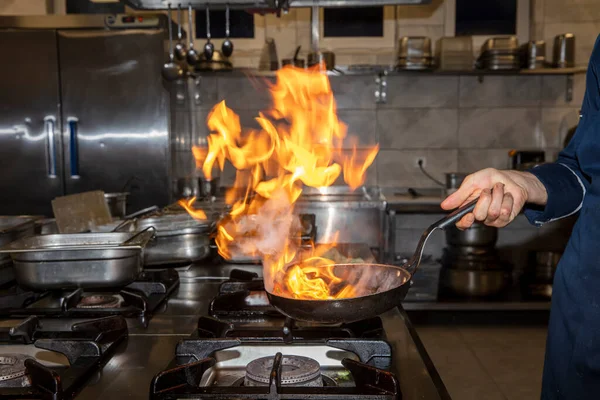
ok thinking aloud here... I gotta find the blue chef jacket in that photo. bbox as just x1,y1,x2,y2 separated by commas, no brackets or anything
524,34,600,399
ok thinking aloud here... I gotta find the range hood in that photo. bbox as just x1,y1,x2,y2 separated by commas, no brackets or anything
124,0,431,10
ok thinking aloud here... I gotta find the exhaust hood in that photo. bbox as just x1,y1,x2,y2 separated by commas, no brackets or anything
124,0,431,10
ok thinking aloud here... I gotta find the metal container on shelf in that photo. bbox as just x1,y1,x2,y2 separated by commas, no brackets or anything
396,36,434,70
435,37,473,71
553,33,575,68
520,40,546,69
477,36,520,70
445,172,467,195
104,192,129,219
0,229,155,290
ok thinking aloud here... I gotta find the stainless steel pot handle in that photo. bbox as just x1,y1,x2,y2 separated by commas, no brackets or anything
44,116,57,178
68,117,80,179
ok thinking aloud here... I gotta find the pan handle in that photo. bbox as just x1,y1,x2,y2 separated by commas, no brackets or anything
434,197,479,230
405,197,479,275
121,226,156,247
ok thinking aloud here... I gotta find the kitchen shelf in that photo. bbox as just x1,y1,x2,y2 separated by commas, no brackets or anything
193,66,585,102
193,66,586,77
381,66,587,76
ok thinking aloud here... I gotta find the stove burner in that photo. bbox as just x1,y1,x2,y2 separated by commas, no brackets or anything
76,295,121,309
0,354,34,387
244,355,322,387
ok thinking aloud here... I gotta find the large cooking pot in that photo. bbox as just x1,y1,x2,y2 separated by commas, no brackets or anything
439,267,510,298
135,213,215,266
445,222,498,247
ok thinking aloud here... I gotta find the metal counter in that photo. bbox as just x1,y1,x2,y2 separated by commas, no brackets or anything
70,263,451,400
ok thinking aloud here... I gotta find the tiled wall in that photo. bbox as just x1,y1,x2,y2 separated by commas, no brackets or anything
171,72,583,189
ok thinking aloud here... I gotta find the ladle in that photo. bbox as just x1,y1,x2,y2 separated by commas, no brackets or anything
203,4,215,60
186,3,201,65
161,4,184,81
174,4,187,61
221,4,234,57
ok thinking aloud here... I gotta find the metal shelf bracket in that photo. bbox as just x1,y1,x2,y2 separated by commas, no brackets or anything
375,74,387,104
566,74,574,103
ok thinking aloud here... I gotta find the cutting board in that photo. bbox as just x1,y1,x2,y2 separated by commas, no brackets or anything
52,191,113,234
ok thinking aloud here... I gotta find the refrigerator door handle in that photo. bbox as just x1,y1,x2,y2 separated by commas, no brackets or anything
68,117,80,178
44,116,57,178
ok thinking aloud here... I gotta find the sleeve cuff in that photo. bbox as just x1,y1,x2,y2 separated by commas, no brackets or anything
523,163,585,226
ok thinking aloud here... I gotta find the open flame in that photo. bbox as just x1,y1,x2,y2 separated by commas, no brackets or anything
186,65,378,300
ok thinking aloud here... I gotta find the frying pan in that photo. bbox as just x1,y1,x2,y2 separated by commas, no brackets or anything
266,198,478,323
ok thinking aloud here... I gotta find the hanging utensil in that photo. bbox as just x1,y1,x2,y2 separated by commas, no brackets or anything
162,4,183,81
186,3,200,65
174,4,187,61
221,4,234,57
203,4,215,60
267,197,479,323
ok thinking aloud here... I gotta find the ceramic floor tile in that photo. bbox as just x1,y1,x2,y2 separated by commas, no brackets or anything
456,326,547,400
415,326,508,400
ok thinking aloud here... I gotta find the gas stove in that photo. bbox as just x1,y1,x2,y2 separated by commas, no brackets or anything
0,258,450,399
0,269,179,328
148,269,440,400
151,271,400,399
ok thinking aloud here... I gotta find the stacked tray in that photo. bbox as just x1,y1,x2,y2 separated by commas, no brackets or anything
476,36,520,70
0,229,155,290
396,36,434,70
436,37,474,71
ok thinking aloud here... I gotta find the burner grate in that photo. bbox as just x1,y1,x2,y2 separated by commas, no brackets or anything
0,268,179,327
0,315,127,399
151,341,400,399
196,315,385,342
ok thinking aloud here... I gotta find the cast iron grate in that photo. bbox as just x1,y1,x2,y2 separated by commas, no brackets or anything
0,269,179,327
150,338,400,399
196,315,385,342
0,315,127,399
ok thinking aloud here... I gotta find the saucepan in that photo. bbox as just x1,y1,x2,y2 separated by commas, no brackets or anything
267,197,478,323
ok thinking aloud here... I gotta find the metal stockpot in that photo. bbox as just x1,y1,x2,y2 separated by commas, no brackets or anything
439,268,510,298
445,222,498,247
135,213,215,266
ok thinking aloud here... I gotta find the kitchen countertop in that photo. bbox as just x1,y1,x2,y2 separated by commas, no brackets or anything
68,263,451,400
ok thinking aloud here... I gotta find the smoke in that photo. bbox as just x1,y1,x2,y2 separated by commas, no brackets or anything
234,190,298,256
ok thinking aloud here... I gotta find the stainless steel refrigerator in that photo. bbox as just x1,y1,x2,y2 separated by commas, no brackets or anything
0,15,171,216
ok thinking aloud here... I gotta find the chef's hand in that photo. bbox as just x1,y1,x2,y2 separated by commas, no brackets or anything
441,168,548,229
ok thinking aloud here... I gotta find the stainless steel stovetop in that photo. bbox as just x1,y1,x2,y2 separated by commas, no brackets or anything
0,260,451,400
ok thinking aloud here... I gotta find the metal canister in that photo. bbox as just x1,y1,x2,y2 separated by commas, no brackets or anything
104,192,128,219
445,172,467,195
553,33,575,68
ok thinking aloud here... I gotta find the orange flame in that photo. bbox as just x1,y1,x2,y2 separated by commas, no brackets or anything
177,197,207,220
187,65,378,299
